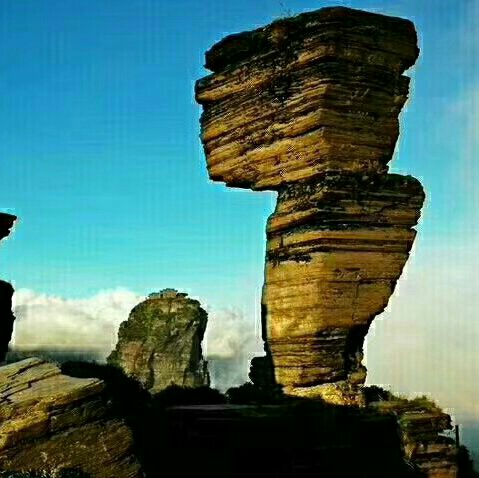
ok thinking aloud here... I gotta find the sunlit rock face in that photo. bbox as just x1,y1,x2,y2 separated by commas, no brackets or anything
196,7,418,190
264,173,424,400
196,6,423,403
0,212,16,362
0,358,143,477
108,289,209,393
370,399,459,477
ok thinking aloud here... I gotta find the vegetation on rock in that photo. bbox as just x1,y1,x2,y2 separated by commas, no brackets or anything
107,289,209,393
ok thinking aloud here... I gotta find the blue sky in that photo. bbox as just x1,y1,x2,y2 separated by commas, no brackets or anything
1,0,477,305
2,0,479,458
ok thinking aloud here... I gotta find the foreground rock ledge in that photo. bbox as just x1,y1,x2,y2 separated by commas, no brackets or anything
163,399,458,477
0,358,143,477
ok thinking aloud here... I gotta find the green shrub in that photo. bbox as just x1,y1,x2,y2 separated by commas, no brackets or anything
151,384,226,409
226,382,285,404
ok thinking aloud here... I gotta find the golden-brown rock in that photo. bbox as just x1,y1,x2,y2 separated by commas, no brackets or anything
196,6,424,405
0,358,143,477
262,173,424,398
196,7,419,190
371,398,459,477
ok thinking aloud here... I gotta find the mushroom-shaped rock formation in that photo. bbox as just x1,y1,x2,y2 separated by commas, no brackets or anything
196,6,424,403
108,289,209,393
0,358,143,477
0,213,17,362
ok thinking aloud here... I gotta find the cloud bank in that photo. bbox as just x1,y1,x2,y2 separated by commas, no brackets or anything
11,288,144,353
10,288,263,390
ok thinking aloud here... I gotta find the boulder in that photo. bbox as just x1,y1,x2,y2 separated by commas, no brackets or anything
0,358,143,477
196,6,419,190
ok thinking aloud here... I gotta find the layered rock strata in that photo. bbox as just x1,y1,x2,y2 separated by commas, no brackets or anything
0,358,143,477
108,289,209,393
371,399,459,477
0,213,16,362
264,173,425,400
196,7,419,190
196,6,424,402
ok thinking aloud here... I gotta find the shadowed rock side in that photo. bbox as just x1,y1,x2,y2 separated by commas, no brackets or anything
108,289,209,394
0,282,15,363
164,403,418,477
0,358,143,477
196,6,425,404
0,213,16,362
0,214,16,243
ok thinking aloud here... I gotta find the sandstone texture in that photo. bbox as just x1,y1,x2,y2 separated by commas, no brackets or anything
108,289,209,393
0,213,16,363
264,173,425,398
196,6,418,190
196,6,425,403
371,399,459,478
0,358,143,477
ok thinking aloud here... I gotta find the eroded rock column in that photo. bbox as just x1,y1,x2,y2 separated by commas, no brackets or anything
195,6,424,403
264,174,424,402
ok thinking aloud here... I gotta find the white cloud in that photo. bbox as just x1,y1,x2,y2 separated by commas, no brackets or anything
12,288,262,358
10,288,263,390
365,242,479,429
11,288,145,353
203,306,262,359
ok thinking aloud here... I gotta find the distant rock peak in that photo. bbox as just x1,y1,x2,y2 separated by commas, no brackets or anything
108,291,209,393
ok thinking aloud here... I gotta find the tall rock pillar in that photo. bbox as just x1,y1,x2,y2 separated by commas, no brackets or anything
196,7,424,404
